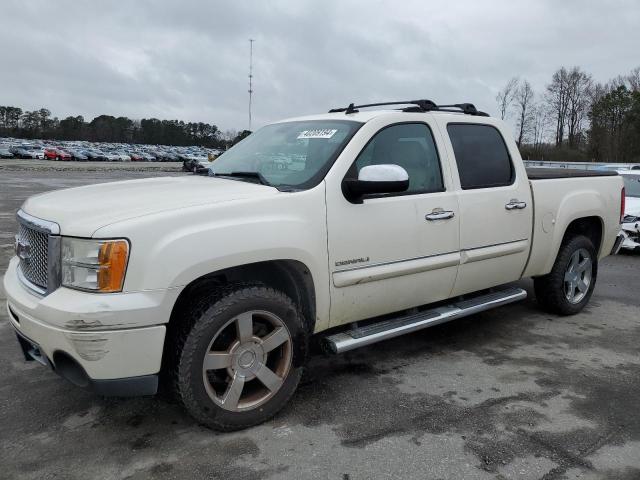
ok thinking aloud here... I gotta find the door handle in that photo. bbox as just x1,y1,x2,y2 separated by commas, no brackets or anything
505,199,527,210
425,209,455,221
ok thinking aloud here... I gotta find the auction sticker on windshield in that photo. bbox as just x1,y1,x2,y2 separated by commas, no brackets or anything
297,129,337,139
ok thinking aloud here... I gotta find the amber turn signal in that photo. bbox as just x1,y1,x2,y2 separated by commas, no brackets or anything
97,240,129,292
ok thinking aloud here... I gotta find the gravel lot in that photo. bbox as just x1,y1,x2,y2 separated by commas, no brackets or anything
1,160,639,480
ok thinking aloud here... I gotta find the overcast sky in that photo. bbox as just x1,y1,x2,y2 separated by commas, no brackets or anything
2,0,639,133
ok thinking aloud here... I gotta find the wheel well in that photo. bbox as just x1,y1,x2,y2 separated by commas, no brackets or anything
562,216,603,254
168,260,316,333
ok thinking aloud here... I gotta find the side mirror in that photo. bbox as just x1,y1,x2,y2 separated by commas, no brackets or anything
343,164,409,203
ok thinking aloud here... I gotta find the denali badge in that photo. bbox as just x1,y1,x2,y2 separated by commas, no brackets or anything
15,235,31,262
335,256,370,267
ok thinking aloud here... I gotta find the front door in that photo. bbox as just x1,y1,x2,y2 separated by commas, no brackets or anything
325,122,461,327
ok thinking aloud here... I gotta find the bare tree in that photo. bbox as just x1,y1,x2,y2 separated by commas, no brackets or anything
514,80,534,147
496,77,519,120
566,67,593,148
546,67,571,147
530,101,549,153
627,66,640,91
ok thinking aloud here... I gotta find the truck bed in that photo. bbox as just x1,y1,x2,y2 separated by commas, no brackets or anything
526,167,619,180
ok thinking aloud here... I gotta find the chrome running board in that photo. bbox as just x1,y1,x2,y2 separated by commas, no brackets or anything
324,286,527,354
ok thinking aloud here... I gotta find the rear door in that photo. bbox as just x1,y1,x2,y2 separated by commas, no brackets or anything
437,120,533,296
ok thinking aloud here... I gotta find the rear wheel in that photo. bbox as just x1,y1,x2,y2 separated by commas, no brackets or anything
171,286,307,431
534,235,597,315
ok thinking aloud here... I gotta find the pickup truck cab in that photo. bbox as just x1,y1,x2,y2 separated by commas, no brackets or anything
4,100,625,431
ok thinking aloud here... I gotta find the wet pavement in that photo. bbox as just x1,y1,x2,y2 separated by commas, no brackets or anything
1,163,639,480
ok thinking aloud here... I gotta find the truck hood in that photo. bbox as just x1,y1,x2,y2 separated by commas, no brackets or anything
22,176,278,236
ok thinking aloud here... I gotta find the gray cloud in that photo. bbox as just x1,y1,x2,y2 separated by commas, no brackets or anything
2,0,639,132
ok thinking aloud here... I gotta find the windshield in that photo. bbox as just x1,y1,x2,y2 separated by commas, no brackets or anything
623,174,640,198
211,120,361,189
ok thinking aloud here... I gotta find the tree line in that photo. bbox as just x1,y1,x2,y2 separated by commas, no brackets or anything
0,107,251,148
496,65,640,163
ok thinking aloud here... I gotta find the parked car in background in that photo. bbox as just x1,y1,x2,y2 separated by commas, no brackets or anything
86,150,106,161
12,147,30,158
620,170,640,251
0,146,13,158
114,151,131,161
56,149,72,161
162,151,180,162
129,152,145,161
182,156,196,171
103,151,122,161
193,156,214,174
25,147,45,159
44,148,58,160
182,154,210,172
44,148,71,160
67,149,89,161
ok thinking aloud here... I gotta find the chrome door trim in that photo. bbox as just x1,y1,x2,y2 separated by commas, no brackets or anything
460,239,529,264
333,251,460,288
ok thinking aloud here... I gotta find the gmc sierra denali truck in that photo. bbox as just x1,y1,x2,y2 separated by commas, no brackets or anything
4,100,625,431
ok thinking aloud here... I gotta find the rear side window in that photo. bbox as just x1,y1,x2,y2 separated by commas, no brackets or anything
447,124,514,189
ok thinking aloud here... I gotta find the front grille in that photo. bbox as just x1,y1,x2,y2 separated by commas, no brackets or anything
17,223,49,289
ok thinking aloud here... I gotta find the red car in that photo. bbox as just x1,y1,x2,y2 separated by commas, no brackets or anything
44,148,71,160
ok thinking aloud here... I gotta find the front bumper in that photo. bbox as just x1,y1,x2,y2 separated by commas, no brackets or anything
4,257,177,396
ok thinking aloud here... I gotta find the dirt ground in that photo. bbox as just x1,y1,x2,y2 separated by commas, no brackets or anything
1,161,639,480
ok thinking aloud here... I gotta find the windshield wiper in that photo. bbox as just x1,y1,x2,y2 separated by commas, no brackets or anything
212,171,270,186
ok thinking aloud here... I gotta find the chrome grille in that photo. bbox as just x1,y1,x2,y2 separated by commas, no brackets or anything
15,210,61,295
17,223,49,289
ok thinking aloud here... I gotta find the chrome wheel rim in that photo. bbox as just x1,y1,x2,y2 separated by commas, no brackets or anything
564,248,592,304
202,310,292,412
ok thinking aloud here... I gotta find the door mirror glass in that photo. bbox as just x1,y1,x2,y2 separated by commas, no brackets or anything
343,164,409,202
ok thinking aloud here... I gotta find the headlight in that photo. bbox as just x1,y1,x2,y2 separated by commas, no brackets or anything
61,238,129,292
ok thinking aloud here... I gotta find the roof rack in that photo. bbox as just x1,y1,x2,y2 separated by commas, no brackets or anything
328,100,489,117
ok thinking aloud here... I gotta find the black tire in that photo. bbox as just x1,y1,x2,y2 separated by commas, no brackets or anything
170,285,308,431
534,234,598,315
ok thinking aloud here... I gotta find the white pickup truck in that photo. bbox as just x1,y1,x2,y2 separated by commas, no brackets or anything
4,100,625,431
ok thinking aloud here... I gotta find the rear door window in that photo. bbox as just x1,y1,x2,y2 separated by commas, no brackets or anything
447,124,514,189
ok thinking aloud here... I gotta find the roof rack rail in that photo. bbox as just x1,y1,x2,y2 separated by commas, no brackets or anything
328,100,489,117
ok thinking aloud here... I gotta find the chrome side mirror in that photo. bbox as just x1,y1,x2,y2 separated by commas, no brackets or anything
343,164,409,203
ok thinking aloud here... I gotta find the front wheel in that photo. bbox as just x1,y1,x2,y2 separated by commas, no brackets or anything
534,235,597,315
171,286,307,431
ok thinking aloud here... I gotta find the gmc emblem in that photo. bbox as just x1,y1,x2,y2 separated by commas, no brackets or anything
14,235,31,262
